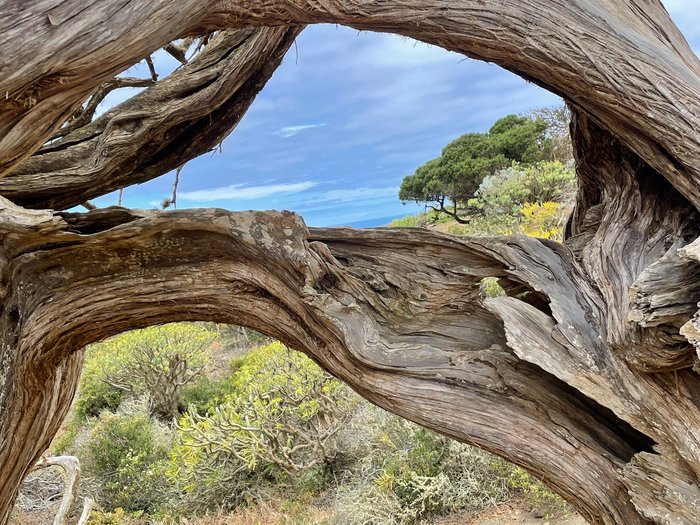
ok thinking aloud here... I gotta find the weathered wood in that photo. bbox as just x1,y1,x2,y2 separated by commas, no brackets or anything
1,1,700,212
624,451,700,525
31,456,89,525
0,2,700,525
568,109,700,373
0,208,652,525
0,27,301,210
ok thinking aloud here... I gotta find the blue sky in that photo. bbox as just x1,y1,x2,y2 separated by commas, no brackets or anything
93,1,700,227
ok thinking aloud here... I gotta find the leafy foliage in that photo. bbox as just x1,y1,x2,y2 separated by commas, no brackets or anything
398,115,550,221
170,342,355,512
75,346,126,421
180,374,238,417
334,408,513,524
468,161,575,216
81,411,172,513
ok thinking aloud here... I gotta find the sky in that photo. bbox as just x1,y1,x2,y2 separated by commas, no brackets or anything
92,1,700,227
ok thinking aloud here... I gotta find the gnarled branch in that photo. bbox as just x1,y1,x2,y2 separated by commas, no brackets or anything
0,26,301,210
1,1,699,215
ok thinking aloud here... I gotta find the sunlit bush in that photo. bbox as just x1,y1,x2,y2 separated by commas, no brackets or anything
520,201,565,240
169,342,356,512
81,411,173,513
469,161,575,216
334,407,513,525
78,323,217,421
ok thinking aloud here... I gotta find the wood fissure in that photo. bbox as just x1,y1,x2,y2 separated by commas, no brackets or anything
0,209,657,524
0,2,700,524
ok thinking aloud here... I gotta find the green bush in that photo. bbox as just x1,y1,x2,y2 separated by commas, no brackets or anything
180,374,238,416
75,344,126,421
469,161,575,216
76,323,217,422
86,507,145,525
334,407,514,525
81,412,172,513
508,467,570,518
170,342,356,512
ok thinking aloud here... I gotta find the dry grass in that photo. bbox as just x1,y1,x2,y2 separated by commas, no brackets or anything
10,508,59,525
177,501,332,525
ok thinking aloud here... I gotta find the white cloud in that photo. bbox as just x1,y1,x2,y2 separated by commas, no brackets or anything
359,35,462,68
179,181,317,202
271,124,326,138
315,186,398,204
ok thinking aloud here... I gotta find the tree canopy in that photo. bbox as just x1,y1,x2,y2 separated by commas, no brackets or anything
398,115,549,222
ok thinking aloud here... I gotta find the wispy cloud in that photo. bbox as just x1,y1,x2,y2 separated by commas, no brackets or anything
179,181,317,202
315,186,398,204
271,124,326,138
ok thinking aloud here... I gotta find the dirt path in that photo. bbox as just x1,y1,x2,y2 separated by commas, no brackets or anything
469,502,587,525
431,501,587,525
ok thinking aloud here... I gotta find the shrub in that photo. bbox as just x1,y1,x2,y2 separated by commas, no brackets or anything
81,412,173,513
170,342,356,512
79,323,217,421
520,201,565,240
388,210,452,228
469,161,575,216
508,467,570,518
86,507,146,525
75,345,125,421
180,375,238,416
334,407,513,525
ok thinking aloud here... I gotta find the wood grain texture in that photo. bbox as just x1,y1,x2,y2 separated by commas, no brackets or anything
0,208,651,525
0,26,301,210
1,2,700,525
1,1,699,213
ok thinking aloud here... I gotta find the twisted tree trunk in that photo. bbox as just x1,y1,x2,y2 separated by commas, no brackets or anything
0,1,699,524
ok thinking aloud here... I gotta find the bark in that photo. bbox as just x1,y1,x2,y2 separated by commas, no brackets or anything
0,206,653,525
1,1,699,209
0,2,699,525
0,26,301,210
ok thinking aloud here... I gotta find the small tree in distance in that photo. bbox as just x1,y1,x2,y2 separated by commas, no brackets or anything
398,114,550,222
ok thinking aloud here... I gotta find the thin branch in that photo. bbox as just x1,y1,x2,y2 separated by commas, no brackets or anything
172,165,182,209
76,498,94,525
49,77,155,141
145,56,159,81
32,456,90,525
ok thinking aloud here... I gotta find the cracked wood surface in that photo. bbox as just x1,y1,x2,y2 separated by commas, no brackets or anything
1,2,700,525
0,208,651,525
1,1,700,212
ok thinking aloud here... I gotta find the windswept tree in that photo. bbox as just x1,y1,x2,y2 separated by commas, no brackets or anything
1,3,700,525
398,115,549,222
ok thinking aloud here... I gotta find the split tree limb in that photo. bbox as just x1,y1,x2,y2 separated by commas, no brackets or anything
0,1,699,214
0,27,301,210
0,206,665,525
